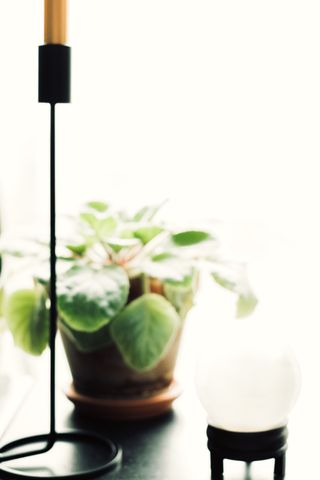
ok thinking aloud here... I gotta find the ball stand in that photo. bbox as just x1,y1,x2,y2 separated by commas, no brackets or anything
0,45,121,478
207,425,288,479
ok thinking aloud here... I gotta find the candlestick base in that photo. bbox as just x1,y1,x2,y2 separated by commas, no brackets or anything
0,430,121,479
207,425,288,479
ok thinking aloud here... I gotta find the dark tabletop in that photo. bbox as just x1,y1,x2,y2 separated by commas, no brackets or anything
0,377,309,480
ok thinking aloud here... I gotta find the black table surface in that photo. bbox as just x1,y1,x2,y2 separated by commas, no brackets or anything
0,379,309,480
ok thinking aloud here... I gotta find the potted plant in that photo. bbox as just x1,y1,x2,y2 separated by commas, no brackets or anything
0,202,257,419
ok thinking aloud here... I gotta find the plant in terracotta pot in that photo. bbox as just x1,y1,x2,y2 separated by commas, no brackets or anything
0,202,257,419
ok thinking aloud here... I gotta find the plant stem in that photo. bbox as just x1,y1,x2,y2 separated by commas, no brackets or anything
141,273,150,294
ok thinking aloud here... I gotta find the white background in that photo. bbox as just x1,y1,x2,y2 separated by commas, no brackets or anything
1,1,320,227
0,1,320,476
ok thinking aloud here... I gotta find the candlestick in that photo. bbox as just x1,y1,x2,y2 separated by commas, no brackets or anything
0,2,122,478
45,0,67,45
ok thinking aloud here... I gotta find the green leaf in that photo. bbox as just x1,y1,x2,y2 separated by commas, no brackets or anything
164,281,195,320
5,289,49,355
66,243,87,256
59,319,113,352
0,287,7,332
171,230,212,247
133,226,163,245
0,240,44,258
86,201,109,213
133,202,165,222
152,252,174,262
211,264,258,318
97,217,118,239
0,287,4,317
80,212,99,230
80,213,117,240
212,273,237,291
0,248,25,258
119,228,135,239
107,237,141,253
236,293,258,318
65,235,95,257
142,260,192,284
111,293,179,372
142,254,193,285
58,265,129,332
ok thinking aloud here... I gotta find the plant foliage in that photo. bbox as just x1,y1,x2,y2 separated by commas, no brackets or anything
0,201,257,371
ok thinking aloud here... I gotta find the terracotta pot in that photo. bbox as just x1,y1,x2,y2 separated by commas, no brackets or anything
60,326,183,398
60,276,189,418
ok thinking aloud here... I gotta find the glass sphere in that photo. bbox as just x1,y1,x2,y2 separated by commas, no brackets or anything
196,316,301,432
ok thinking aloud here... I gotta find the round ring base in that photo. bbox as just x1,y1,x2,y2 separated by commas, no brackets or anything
0,430,121,479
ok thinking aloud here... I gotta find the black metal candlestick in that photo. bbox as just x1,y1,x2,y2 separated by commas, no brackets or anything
207,425,288,479
0,44,122,479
